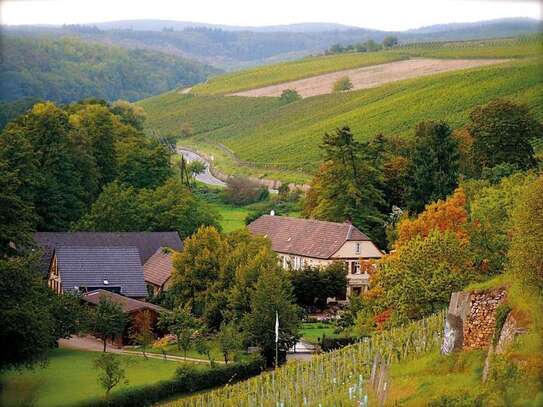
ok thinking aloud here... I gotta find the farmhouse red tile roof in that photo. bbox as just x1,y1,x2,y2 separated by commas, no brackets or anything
143,248,174,288
247,215,370,259
82,289,167,314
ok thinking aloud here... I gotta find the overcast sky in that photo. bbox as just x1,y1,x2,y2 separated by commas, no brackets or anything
1,0,541,31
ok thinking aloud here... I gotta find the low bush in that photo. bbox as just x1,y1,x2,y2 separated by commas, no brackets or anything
77,357,263,407
320,336,359,351
222,176,269,206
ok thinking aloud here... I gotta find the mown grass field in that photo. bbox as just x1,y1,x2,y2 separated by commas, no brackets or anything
140,56,543,183
0,349,183,407
210,202,251,233
300,322,339,344
191,52,407,95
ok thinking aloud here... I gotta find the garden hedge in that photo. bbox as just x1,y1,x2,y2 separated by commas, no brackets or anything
77,357,264,407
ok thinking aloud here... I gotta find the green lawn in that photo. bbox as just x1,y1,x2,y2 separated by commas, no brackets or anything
0,349,185,407
211,202,251,233
143,338,250,363
300,322,340,344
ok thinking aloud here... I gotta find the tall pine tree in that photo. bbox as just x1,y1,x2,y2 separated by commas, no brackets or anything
303,126,385,242
406,121,459,213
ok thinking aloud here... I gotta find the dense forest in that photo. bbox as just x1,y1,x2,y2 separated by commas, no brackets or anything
0,36,220,103
5,17,541,70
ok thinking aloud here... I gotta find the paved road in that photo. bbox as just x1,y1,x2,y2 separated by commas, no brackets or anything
178,148,226,187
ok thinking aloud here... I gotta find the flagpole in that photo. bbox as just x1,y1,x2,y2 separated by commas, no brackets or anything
275,311,279,369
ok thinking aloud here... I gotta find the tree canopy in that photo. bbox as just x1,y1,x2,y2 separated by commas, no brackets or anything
1,36,219,104
303,126,386,242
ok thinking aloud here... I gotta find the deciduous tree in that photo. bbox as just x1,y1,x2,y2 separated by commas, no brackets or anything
216,322,244,364
89,297,126,352
94,353,127,397
368,230,476,324
130,310,155,359
468,99,541,174
395,188,468,248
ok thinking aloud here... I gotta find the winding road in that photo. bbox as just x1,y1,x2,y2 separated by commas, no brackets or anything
178,148,227,187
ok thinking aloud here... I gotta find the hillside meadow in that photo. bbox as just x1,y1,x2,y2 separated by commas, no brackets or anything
192,52,408,95
190,36,542,95
140,56,543,183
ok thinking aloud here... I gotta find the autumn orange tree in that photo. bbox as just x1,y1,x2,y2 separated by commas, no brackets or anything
366,230,476,325
394,188,468,248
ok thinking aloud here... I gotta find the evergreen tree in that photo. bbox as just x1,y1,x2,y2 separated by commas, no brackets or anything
303,126,386,241
406,121,459,213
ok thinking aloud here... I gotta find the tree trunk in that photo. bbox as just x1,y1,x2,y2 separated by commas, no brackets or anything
103,337,107,352
224,352,228,364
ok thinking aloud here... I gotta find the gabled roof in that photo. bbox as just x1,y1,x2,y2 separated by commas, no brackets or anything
54,246,148,298
143,248,174,288
82,289,167,314
35,232,182,275
247,215,371,259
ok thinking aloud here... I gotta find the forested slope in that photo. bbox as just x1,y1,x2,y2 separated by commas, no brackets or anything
0,36,219,103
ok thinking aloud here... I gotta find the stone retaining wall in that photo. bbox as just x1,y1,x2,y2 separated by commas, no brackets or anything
443,288,507,352
463,288,507,350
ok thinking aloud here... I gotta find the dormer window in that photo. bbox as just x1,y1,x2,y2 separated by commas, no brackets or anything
355,242,361,254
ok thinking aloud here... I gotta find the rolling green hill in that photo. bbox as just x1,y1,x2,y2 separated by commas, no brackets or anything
192,52,407,94
139,36,543,184
140,56,543,184
190,36,542,95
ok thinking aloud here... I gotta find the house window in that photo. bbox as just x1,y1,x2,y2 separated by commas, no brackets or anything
353,261,361,274
355,242,361,254
293,256,303,270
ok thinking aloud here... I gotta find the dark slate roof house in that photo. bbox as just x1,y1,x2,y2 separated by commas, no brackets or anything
48,246,148,298
35,232,182,275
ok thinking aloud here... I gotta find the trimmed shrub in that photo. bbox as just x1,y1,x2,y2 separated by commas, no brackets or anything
76,357,263,407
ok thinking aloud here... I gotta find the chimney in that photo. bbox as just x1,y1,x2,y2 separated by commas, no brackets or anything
270,210,275,216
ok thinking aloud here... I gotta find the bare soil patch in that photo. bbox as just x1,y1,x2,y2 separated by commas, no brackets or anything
229,58,509,98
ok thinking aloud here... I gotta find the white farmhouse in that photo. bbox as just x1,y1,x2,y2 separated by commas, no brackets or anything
247,215,383,297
